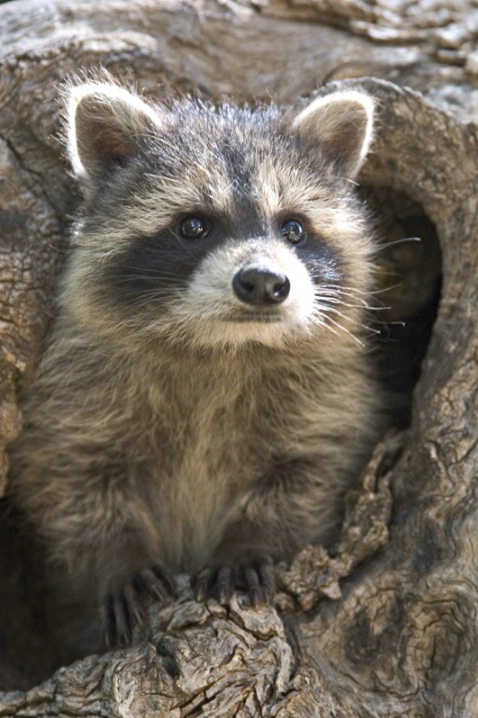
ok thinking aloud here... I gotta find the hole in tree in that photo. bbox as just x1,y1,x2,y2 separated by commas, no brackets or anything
362,186,442,429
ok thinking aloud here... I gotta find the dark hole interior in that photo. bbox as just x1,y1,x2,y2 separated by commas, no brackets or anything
361,186,442,429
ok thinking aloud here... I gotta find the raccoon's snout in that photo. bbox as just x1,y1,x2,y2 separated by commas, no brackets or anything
232,267,291,306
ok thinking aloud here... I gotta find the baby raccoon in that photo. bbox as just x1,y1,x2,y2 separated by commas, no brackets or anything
8,80,381,651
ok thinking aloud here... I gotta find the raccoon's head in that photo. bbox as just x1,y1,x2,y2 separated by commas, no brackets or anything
63,80,375,351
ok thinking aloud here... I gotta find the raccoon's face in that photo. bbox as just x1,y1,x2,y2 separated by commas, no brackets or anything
64,80,375,349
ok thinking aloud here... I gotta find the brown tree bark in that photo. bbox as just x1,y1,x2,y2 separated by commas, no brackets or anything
1,0,478,715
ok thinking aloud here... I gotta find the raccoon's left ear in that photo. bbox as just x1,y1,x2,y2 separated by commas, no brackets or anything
66,82,164,186
292,90,374,179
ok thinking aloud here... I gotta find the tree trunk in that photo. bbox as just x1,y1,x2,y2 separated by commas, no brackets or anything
1,0,478,715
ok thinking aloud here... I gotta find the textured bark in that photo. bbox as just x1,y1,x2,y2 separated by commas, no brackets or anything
1,0,478,715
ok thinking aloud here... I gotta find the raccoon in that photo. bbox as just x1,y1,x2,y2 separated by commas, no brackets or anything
8,80,381,652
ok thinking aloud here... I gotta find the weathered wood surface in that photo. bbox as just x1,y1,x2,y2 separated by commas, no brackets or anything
1,0,478,715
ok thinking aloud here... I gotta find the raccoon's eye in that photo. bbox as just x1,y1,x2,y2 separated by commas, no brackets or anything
178,215,210,240
280,219,306,246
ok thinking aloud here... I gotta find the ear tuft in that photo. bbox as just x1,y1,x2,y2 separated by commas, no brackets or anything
66,82,163,184
292,90,375,179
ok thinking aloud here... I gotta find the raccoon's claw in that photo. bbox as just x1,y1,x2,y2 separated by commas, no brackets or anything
102,564,176,648
192,553,276,607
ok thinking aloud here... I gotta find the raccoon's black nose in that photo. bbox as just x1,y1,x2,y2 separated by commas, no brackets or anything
232,267,290,305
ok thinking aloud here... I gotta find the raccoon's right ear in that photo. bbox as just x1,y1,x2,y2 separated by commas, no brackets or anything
292,90,375,179
66,82,163,184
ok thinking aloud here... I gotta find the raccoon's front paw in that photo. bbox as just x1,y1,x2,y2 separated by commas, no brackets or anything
101,565,176,648
192,552,276,607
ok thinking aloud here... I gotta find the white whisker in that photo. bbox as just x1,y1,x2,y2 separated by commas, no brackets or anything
321,314,365,347
378,236,421,249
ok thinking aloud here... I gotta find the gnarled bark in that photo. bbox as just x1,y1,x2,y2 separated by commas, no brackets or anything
1,0,478,715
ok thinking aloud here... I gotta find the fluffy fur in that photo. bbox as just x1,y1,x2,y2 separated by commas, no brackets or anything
8,79,382,653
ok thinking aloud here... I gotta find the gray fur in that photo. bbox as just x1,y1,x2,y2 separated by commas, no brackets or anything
8,79,382,654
